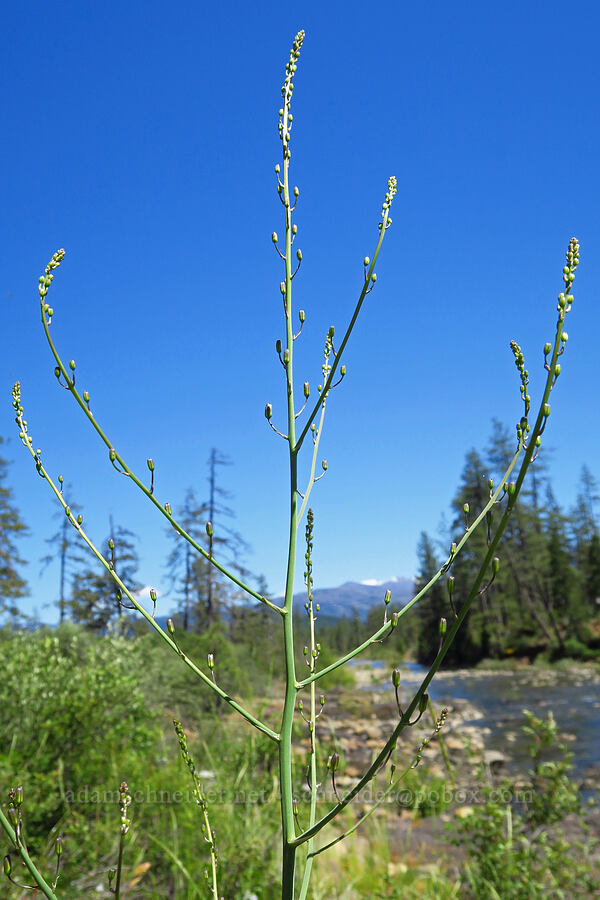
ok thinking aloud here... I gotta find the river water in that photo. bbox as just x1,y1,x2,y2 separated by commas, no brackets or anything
365,660,600,785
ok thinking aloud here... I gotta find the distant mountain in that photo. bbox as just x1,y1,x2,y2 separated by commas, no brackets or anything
292,577,414,621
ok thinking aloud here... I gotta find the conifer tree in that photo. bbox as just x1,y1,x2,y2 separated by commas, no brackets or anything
70,519,140,631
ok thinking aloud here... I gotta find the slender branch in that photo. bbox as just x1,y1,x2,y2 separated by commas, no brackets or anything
295,185,396,452
11,386,279,743
36,262,277,614
297,445,522,688
0,808,59,900
296,400,327,526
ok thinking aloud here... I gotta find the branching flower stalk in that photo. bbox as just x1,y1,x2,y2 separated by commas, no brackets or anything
174,720,221,900
1,27,581,900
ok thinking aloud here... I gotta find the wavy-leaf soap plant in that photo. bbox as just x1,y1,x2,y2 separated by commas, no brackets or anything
2,29,580,900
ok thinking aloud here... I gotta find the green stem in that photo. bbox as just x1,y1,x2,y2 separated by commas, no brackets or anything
0,808,59,900
114,833,125,900
279,57,299,898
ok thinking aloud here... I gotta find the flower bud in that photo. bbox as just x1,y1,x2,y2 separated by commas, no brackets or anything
150,588,157,601
165,502,172,515
272,231,278,243
69,359,76,371
463,502,470,515
207,653,214,670
384,589,391,605
276,339,282,353
492,557,500,576
327,751,339,772
283,348,290,364
275,164,280,173
561,332,568,342
296,249,302,261
167,618,175,635
109,448,117,462
280,281,286,295
439,617,447,636
206,521,213,537
292,224,297,235
364,256,370,267
83,390,90,403
265,402,273,420
3,856,10,877
108,538,114,550
77,514,83,525
543,403,551,417
544,342,552,355
304,381,310,398
328,325,335,338
391,611,398,628
54,366,61,379
447,576,455,596
321,459,327,471
340,365,346,376
147,457,155,471
299,308,305,322
303,645,308,656
508,481,516,495
55,835,63,857
392,668,401,687
554,363,561,376
294,186,299,197
371,272,377,282
488,478,494,491
419,693,429,714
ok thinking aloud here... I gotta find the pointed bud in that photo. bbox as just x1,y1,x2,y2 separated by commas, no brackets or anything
439,617,447,636
167,618,175,635
327,751,339,772
419,693,429,714
447,576,455,596
77,514,83,525
108,539,114,550
392,668,401,688
165,502,172,515
207,653,214,670
109,448,117,462
321,459,327,471
488,478,494,491
272,232,278,243
492,557,500,576
384,589,391,605
55,835,63,857
3,856,10,877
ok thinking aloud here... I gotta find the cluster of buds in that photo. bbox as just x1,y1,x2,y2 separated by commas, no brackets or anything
379,176,397,231
38,248,65,303
412,706,449,768
510,340,531,421
278,31,305,159
118,781,132,835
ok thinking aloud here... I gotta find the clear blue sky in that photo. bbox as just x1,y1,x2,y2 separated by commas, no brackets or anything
2,1,599,622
